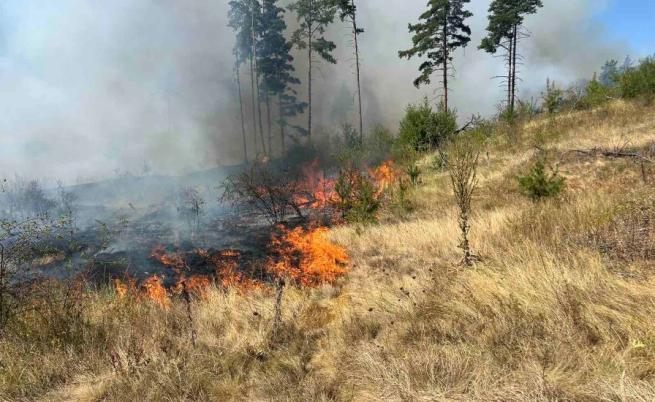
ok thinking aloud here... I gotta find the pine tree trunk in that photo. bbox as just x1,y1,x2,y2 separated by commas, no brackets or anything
265,91,272,156
507,37,513,111
511,24,518,114
249,56,259,154
442,14,449,111
352,0,363,143
307,24,313,142
278,94,286,154
251,2,266,156
235,61,248,164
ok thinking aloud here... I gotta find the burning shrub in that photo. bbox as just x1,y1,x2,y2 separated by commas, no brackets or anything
267,225,348,287
220,160,305,225
293,159,338,210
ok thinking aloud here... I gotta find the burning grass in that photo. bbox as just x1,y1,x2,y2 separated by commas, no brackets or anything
268,225,349,287
4,100,655,401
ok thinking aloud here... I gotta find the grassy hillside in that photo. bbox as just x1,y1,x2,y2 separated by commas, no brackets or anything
2,100,655,401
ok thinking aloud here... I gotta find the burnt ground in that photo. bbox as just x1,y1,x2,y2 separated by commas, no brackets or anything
32,201,311,288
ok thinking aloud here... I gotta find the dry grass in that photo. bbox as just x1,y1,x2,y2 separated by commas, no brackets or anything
2,100,655,401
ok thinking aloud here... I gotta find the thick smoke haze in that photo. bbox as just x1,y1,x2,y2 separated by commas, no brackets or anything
0,0,632,183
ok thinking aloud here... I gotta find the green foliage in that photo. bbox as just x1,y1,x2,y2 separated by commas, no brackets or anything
333,168,380,224
366,126,395,162
580,75,616,109
398,0,473,89
398,98,457,151
288,0,337,64
542,79,564,114
480,0,543,54
518,159,566,201
621,57,655,100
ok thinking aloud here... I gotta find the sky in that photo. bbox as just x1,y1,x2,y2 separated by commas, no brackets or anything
0,0,652,183
597,0,655,56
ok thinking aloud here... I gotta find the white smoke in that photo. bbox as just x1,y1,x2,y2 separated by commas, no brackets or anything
0,0,635,182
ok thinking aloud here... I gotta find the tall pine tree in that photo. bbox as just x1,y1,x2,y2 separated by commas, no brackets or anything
257,0,306,155
479,0,543,115
335,0,365,142
228,0,252,162
288,0,338,141
399,0,473,111
228,0,265,155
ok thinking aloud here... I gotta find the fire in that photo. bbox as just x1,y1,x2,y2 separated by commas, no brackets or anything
216,261,262,293
295,159,337,209
151,245,186,272
369,160,398,192
204,249,262,293
114,277,136,298
173,275,213,298
140,275,171,309
267,225,348,287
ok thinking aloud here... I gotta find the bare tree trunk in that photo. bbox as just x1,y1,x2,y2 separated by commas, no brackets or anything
507,37,513,111
266,91,272,156
249,56,259,154
351,0,364,142
278,94,286,154
251,3,266,155
442,14,449,111
307,23,313,142
510,24,518,114
235,61,248,164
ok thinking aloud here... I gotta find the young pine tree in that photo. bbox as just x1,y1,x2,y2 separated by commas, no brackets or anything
398,0,473,111
335,0,365,143
288,0,338,141
479,0,543,115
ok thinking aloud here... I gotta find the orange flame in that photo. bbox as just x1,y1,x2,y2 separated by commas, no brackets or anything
151,245,186,272
295,159,337,209
173,275,213,298
114,277,136,298
140,275,171,309
267,225,348,287
369,160,398,193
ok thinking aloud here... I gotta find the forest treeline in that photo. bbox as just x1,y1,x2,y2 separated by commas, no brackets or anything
228,0,549,162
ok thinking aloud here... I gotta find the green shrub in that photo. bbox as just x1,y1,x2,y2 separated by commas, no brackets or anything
398,98,457,151
542,79,565,114
518,159,566,201
364,125,395,166
621,57,655,99
580,75,617,108
333,168,381,224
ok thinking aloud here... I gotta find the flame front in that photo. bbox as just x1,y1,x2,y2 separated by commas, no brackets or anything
268,225,348,287
141,275,171,309
369,160,398,193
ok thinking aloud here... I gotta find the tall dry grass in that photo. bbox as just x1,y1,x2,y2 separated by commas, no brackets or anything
1,100,655,401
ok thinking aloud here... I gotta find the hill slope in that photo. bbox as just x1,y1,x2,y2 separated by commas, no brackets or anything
3,100,655,401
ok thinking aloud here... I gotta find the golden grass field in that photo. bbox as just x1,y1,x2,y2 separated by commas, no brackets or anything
1,100,655,401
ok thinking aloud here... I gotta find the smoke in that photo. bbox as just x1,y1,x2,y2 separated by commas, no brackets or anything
0,0,633,183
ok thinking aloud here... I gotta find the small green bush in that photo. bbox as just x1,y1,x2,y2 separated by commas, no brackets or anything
398,98,457,151
333,168,381,224
518,159,566,201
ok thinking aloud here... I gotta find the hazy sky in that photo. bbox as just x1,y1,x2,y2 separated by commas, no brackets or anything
0,0,650,183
